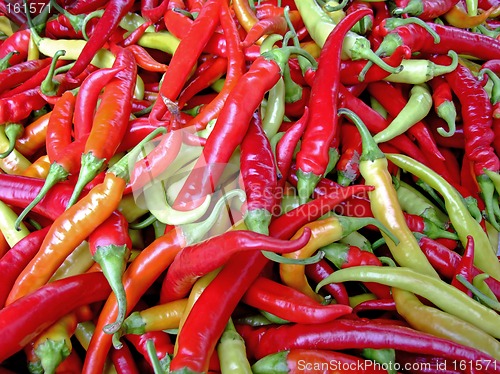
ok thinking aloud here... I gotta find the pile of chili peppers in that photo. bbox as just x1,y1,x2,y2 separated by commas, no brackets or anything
1,0,500,372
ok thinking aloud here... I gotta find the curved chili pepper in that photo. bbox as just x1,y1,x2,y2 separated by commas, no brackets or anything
126,44,167,73
319,266,500,339
0,226,49,308
322,243,392,299
0,272,111,362
68,46,136,207
352,298,397,315
436,59,500,231
89,210,132,335
242,276,352,324
5,129,165,307
375,17,500,61
252,349,390,374
450,235,475,296
305,260,350,305
387,153,500,281
0,29,30,66
340,109,440,278
393,287,500,361
126,331,173,372
82,192,240,373
269,184,374,240
274,107,309,206
0,87,46,125
240,112,277,234
443,4,498,28
403,212,458,240
14,112,50,157
149,0,222,127
241,318,500,366
241,14,289,48
185,1,245,131
64,0,134,81
393,0,459,19
110,342,140,374
0,58,51,95
295,7,374,203
73,66,124,140
174,47,312,211
160,228,311,303
177,56,228,108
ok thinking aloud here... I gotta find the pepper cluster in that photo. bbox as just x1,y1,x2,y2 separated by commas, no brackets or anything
0,0,500,373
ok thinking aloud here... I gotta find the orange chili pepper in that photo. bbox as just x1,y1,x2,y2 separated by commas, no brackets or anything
21,155,51,179
14,112,51,157
443,4,499,28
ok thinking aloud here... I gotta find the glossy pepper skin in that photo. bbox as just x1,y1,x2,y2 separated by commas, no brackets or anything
295,8,373,203
0,273,111,362
242,277,352,324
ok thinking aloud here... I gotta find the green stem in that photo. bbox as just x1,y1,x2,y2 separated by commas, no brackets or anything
0,51,18,70
383,17,441,44
128,214,157,230
41,49,66,96
0,123,23,158
262,249,325,264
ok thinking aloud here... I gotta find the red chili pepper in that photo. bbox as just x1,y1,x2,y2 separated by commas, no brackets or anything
45,15,84,39
65,0,135,81
45,91,76,161
323,243,392,299
270,184,374,239
149,0,223,127
393,0,459,19
177,57,228,108
336,123,362,186
73,66,123,140
240,111,277,233
274,108,309,211
125,331,173,372
126,44,168,72
0,87,46,125
242,318,500,366
0,174,74,220
305,260,350,305
0,29,30,66
242,277,352,324
428,76,457,137
375,18,500,61
0,226,49,308
429,118,465,149
0,58,51,95
295,8,373,203
110,343,140,374
340,45,411,85
450,235,475,296
435,59,500,229
353,298,397,315
439,147,461,187
0,272,111,362
241,14,289,48
68,46,137,207
66,0,109,14
160,228,312,303
184,1,246,131
418,234,500,300
403,212,458,240
396,351,462,374
173,50,300,210
482,59,500,75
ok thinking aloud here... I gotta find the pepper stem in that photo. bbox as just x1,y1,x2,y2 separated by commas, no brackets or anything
431,50,459,76
338,108,385,161
112,311,146,348
392,0,424,16
262,249,324,265
0,51,18,71
296,169,321,204
66,152,105,209
350,38,403,75
98,244,131,335
252,351,289,374
146,339,168,374
477,174,500,232
321,242,351,269
383,17,441,44
50,0,86,32
244,209,272,235
261,46,318,74
324,0,349,11
82,9,105,40
15,162,69,231
0,123,23,159
479,68,500,105
435,101,457,137
181,189,247,245
41,50,66,96
34,339,71,374
456,274,500,311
